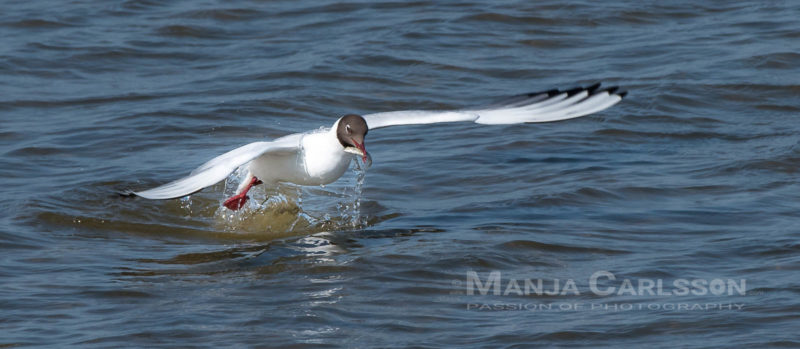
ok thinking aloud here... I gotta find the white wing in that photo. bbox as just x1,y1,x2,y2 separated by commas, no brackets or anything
133,134,302,199
364,83,625,129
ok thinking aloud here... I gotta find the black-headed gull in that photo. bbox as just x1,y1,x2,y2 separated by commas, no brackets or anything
132,83,626,210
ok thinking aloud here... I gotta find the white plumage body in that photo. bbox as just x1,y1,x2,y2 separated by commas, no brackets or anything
248,126,351,187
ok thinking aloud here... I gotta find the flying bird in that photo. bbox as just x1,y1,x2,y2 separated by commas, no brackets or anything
132,83,626,210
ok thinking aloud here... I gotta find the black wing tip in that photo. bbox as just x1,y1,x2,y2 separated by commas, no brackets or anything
597,85,626,98
117,189,138,198
516,82,625,100
565,87,584,96
565,82,604,96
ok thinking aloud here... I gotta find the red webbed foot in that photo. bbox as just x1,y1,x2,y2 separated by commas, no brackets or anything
223,176,263,211
223,194,249,210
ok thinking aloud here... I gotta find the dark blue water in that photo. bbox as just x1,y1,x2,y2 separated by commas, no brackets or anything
2,1,800,347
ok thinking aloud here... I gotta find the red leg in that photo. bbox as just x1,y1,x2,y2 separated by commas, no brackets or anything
223,177,263,210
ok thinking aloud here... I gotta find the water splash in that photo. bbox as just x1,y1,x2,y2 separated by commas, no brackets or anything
179,195,193,216
211,157,369,237
340,157,368,228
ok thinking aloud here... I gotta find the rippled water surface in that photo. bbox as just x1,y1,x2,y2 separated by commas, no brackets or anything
3,1,800,347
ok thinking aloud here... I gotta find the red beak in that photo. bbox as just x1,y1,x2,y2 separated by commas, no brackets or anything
352,139,367,162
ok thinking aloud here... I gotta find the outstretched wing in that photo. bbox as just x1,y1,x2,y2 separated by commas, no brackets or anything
133,134,302,199
363,83,625,130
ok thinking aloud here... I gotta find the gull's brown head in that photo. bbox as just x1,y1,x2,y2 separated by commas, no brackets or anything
336,114,369,162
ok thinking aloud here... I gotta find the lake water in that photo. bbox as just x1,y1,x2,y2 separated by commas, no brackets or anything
2,0,800,347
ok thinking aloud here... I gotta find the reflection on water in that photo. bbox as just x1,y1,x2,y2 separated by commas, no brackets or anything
125,232,346,278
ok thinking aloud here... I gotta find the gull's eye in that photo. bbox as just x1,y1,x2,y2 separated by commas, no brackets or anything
346,125,352,134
